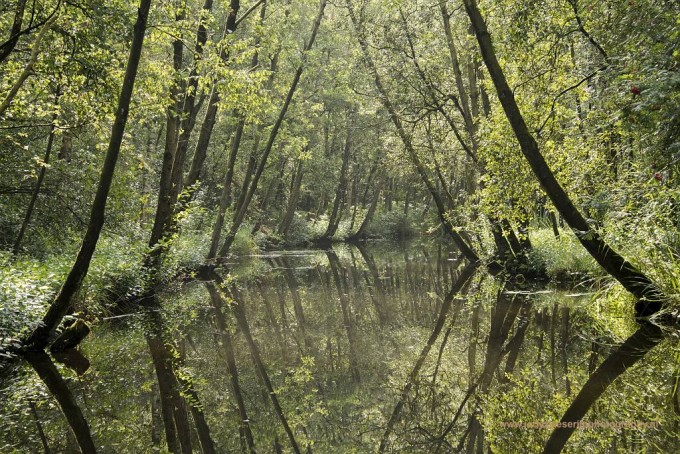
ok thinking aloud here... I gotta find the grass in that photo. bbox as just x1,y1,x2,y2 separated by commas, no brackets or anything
528,228,601,281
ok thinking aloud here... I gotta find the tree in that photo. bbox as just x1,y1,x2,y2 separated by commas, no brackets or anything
463,0,664,314
346,0,479,263
24,0,153,350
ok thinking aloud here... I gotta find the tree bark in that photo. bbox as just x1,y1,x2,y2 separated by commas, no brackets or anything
0,0,28,64
148,4,186,264
207,116,246,259
28,399,51,454
24,0,152,350
349,173,384,240
162,0,215,233
184,0,245,196
438,2,476,147
278,158,305,238
0,10,59,118
464,0,664,312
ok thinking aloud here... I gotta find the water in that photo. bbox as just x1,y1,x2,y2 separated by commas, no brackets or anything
1,240,678,452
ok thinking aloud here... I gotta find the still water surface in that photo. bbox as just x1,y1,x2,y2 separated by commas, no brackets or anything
1,240,678,452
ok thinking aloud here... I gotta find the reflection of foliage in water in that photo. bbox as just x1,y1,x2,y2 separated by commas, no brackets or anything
1,241,678,452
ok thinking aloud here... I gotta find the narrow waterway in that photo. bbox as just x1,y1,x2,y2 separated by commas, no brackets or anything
1,240,677,452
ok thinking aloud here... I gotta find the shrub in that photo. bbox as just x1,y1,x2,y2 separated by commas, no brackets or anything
366,210,417,240
529,228,600,280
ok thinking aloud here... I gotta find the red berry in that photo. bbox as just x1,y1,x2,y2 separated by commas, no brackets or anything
630,85,641,95
654,172,662,181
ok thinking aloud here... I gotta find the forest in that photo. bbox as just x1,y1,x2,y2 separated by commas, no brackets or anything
1,0,679,452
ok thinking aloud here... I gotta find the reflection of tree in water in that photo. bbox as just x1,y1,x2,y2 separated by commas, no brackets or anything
206,282,256,453
206,269,303,453
379,261,478,452
4,243,678,452
144,302,216,454
25,351,96,452
543,322,664,453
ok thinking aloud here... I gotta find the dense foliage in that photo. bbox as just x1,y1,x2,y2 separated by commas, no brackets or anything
1,0,679,451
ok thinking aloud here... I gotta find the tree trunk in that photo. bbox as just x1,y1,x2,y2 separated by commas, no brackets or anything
24,0,152,350
184,0,246,196
0,11,59,118
254,152,287,232
0,0,27,64
438,1,476,146
162,0,215,232
349,173,384,240
278,158,304,238
148,5,186,264
217,0,327,257
463,0,664,314
321,115,353,240
348,168,359,231
13,88,60,255
207,123,246,258
58,128,73,161
549,210,560,238
347,2,479,263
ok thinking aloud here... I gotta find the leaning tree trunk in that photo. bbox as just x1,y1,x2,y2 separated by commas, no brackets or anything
0,0,28,64
209,51,278,256
463,0,664,314
321,115,354,240
184,0,246,195
23,0,152,351
217,0,328,257
348,173,385,240
160,0,215,237
13,88,60,255
207,115,246,259
0,10,59,118
346,1,479,263
147,6,186,265
278,158,305,239
406,7,531,262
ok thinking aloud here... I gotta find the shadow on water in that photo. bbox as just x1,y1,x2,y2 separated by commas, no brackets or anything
1,240,678,452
